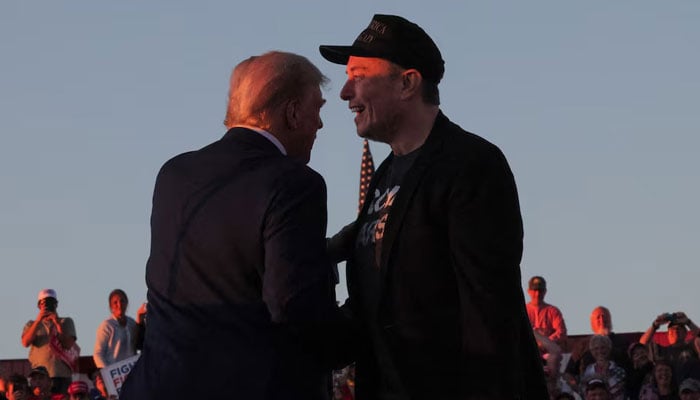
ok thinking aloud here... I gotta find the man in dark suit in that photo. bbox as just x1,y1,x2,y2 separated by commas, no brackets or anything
121,51,344,400
321,15,549,399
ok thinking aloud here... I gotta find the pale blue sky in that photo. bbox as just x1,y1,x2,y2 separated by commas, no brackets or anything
1,1,698,359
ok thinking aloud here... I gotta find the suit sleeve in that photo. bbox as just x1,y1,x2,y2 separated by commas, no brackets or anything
261,168,336,324
261,167,355,368
447,146,525,325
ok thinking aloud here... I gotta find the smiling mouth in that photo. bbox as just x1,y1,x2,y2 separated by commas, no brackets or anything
350,105,364,114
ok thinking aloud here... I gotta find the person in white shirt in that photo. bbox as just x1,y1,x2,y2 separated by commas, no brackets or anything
93,289,146,368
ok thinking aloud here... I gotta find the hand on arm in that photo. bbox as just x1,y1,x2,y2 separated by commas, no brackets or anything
327,221,357,264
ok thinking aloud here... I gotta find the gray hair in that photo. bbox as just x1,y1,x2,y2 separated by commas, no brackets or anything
588,334,612,351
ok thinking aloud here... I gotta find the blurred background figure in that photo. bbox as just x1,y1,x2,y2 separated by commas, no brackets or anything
27,366,53,400
66,381,89,400
5,374,29,400
640,311,700,381
679,378,700,400
93,289,146,369
583,377,611,400
639,359,680,400
527,276,568,344
566,306,631,381
21,289,78,394
626,342,654,400
579,335,626,400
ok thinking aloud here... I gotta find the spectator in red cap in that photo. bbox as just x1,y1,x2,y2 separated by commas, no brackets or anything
526,276,568,344
21,289,79,395
66,382,88,400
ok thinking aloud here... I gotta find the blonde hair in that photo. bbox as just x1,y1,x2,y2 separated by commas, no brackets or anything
223,51,328,128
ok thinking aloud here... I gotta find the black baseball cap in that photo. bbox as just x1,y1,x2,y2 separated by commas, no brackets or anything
319,14,445,84
528,276,547,290
29,366,49,377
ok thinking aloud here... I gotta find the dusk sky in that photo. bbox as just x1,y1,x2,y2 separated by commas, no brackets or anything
1,1,698,359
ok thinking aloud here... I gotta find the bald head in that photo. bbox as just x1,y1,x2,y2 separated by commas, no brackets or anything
590,306,612,335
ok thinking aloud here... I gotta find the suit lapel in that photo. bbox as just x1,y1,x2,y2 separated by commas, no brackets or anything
377,112,448,282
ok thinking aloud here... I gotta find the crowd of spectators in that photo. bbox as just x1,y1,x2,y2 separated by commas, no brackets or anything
0,288,143,400
2,280,698,400
528,276,700,400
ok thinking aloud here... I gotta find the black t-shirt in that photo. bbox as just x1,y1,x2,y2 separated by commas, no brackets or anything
353,148,420,399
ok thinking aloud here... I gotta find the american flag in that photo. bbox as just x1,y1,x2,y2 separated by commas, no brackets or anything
358,139,375,213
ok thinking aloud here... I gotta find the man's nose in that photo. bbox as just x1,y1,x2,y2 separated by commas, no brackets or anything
340,80,353,100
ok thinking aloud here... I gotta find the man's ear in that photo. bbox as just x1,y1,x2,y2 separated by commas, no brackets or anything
400,69,422,100
285,98,299,130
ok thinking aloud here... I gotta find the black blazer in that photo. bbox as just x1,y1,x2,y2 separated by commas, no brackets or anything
121,128,342,400
338,112,548,399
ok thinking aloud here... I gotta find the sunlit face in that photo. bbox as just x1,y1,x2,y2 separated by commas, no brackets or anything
288,85,325,164
668,325,687,345
110,293,128,319
341,56,403,143
655,364,673,386
95,374,107,397
527,289,546,306
585,387,610,400
590,307,611,334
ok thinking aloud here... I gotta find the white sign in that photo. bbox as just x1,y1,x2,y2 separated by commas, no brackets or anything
100,354,140,398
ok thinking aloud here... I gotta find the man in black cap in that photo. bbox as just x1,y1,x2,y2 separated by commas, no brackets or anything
322,14,548,399
28,366,53,400
526,275,567,344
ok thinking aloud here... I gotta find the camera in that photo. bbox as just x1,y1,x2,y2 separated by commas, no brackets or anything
41,298,57,313
665,312,677,323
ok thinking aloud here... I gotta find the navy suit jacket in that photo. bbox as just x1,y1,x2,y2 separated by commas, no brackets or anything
121,128,343,400
334,112,548,399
